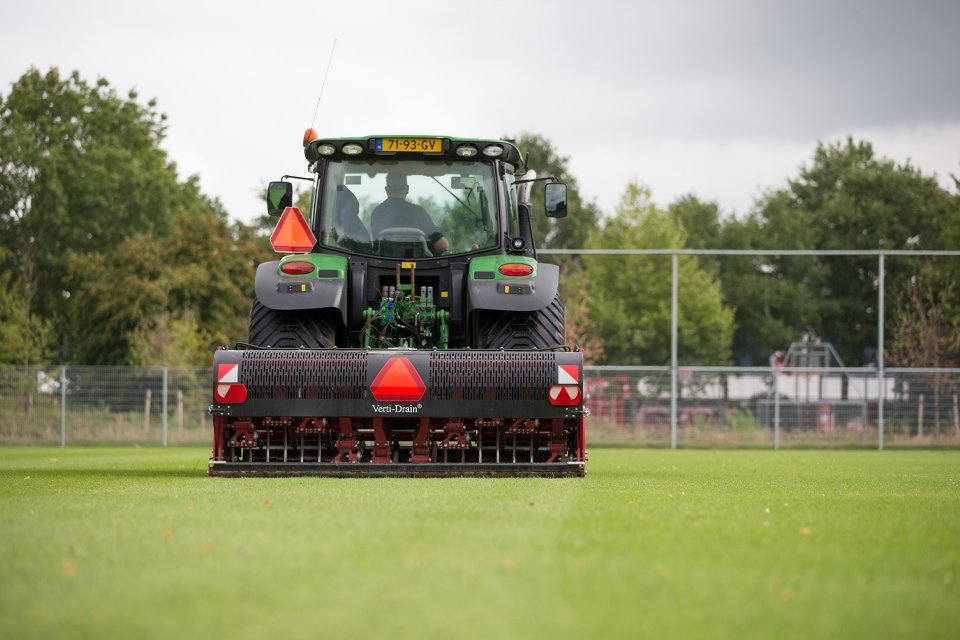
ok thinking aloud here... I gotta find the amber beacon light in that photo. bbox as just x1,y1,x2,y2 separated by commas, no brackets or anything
302,128,319,147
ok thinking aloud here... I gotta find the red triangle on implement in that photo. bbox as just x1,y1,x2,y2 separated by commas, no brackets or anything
370,357,426,402
270,207,317,253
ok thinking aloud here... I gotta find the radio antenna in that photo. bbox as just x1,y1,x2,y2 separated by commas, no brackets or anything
310,38,338,130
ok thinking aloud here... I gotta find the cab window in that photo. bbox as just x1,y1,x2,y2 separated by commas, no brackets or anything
320,159,499,258
504,171,519,238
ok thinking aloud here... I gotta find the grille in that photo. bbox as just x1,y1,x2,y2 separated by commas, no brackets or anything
240,350,368,400
428,351,556,402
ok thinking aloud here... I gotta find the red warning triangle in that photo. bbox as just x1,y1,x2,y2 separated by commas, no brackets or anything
370,357,426,402
270,207,317,253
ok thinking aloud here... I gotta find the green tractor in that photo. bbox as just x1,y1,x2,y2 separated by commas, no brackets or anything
209,134,586,476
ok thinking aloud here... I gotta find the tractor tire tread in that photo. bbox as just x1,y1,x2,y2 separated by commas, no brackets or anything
248,300,337,349
476,295,566,350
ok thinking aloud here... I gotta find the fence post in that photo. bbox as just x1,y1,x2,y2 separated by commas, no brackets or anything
144,388,152,432
878,253,885,450
773,366,780,450
60,366,66,448
177,389,184,435
952,393,958,438
162,367,169,448
917,394,924,438
671,252,678,450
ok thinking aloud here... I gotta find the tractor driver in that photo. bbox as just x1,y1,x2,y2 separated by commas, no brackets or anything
371,172,449,255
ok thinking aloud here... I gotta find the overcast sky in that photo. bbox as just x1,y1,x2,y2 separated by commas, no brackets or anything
2,0,958,223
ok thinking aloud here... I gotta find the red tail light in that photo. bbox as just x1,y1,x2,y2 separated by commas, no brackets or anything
498,263,534,277
215,383,247,404
280,261,315,275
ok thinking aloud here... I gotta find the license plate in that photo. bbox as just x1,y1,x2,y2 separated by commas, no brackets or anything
376,138,442,153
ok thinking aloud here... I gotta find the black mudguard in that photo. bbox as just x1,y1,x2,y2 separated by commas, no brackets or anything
467,263,560,313
254,262,347,324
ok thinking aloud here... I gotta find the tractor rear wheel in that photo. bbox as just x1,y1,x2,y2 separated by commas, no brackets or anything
475,295,566,349
247,301,338,348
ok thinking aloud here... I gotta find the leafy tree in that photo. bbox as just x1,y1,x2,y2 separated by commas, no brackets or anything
584,183,733,365
67,212,271,365
886,265,960,436
670,194,827,365
0,67,220,361
0,69,167,306
130,311,207,367
886,265,960,369
715,138,959,365
562,263,604,363
668,195,723,259
0,270,55,366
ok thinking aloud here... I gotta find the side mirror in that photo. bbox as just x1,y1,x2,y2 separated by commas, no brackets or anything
267,181,293,217
544,182,568,218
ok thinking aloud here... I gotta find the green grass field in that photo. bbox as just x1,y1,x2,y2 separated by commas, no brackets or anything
1,446,957,640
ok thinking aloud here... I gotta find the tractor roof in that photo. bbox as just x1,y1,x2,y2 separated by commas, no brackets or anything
303,134,523,165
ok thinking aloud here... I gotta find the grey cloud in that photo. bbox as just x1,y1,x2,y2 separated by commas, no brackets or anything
1,0,957,220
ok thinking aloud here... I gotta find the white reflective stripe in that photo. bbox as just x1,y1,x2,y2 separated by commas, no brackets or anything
549,386,562,400
566,386,580,400
216,384,232,399
558,365,578,385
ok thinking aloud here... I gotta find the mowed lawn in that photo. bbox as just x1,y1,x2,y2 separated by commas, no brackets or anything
0,447,957,640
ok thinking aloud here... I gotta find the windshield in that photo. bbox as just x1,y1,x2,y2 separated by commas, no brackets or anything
319,159,498,258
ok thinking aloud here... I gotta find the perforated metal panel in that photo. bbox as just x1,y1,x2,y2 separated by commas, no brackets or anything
428,351,556,402
240,350,368,400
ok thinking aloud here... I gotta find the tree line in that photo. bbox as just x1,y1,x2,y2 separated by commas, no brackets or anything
519,136,959,368
1,68,958,368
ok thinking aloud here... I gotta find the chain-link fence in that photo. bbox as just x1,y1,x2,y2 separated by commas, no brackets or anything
585,366,960,448
1,364,957,449
0,366,211,446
